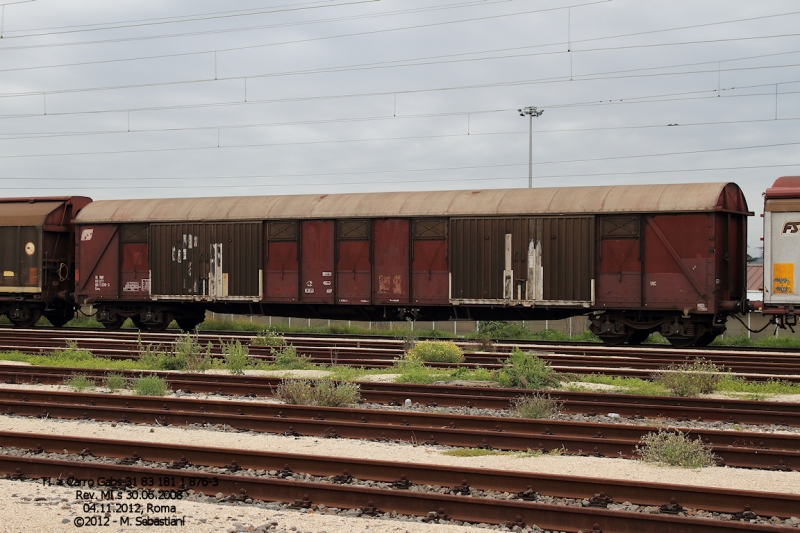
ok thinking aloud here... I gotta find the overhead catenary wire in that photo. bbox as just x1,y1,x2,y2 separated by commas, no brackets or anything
0,0,609,51
0,79,797,130
0,2,797,205
4,114,800,143
1,8,798,76
1,136,800,168
4,161,800,192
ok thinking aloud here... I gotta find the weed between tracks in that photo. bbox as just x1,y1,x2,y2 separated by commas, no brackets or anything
637,429,717,468
132,375,169,396
497,348,562,389
513,393,563,419
405,341,464,364
65,373,94,392
104,373,127,392
652,359,723,397
221,340,250,375
272,345,313,369
138,333,213,372
275,379,360,407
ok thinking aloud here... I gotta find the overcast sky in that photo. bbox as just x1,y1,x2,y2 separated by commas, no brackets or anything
1,0,799,254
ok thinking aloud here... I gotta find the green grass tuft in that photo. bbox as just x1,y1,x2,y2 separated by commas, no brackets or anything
497,348,561,389
578,375,669,396
104,373,128,392
637,429,717,468
221,340,249,375
132,375,169,396
65,373,95,392
250,328,288,347
652,359,722,397
272,345,313,369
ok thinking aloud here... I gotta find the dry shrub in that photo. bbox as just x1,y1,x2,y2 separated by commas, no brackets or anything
637,429,717,468
275,379,360,407
653,359,722,397
405,341,464,364
513,393,563,419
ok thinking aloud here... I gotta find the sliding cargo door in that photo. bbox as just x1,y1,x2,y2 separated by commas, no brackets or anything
539,217,594,304
450,217,594,305
450,218,530,301
150,222,261,300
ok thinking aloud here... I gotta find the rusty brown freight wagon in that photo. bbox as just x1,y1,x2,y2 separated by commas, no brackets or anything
72,183,750,346
0,196,91,327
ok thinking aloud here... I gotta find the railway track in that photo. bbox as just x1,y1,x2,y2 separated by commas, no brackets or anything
0,388,797,471
1,430,797,532
2,327,800,381
2,364,800,426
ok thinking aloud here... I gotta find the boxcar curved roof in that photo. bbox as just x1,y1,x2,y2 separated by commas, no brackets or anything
75,183,749,223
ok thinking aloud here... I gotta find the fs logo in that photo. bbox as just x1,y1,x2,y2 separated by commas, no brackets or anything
782,221,800,234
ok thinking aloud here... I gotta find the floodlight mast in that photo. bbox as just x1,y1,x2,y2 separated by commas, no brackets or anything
518,106,544,188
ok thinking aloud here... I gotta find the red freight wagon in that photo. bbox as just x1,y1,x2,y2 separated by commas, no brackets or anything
0,196,91,327
73,183,749,346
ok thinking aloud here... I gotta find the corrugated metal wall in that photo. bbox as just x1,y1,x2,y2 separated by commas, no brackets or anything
450,217,593,302
150,222,261,298
0,226,40,289
450,218,532,300
540,217,594,302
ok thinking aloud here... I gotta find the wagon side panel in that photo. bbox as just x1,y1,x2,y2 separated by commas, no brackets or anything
373,219,409,305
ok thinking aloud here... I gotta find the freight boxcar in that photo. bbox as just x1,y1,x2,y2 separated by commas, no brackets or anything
760,176,800,328
0,196,91,326
72,183,749,346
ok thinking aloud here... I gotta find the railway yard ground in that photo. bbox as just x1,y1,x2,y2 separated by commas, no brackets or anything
1,329,800,532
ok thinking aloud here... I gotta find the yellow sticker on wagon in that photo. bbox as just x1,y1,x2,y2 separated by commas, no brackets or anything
773,263,795,294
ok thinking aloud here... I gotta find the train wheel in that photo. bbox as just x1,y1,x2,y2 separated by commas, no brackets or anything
597,331,630,346
692,331,719,347
45,313,71,328
8,309,41,328
176,316,204,332
100,316,125,330
666,334,701,348
143,313,173,332
626,329,652,345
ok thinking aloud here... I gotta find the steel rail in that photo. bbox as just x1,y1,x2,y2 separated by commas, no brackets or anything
1,430,797,519
0,455,791,533
2,364,800,426
0,390,797,470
